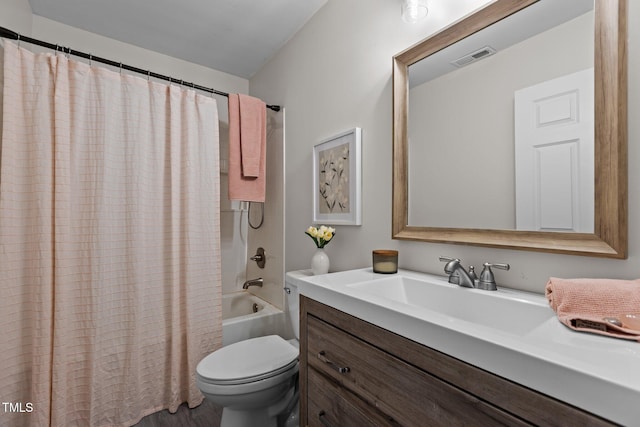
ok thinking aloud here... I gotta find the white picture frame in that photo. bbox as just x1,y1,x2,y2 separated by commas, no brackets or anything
312,127,362,226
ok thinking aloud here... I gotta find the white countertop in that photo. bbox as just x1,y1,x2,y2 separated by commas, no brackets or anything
286,268,640,427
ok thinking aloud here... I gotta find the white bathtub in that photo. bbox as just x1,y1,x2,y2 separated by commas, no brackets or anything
222,291,285,346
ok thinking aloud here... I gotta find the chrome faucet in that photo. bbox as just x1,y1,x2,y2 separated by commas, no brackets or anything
439,257,476,288
242,277,263,289
439,257,510,291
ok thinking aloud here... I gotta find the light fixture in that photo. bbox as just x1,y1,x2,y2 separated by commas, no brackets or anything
401,0,428,23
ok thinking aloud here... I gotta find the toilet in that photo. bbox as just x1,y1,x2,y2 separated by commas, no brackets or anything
196,280,300,427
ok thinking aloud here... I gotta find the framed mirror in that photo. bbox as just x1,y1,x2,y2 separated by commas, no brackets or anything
392,0,627,258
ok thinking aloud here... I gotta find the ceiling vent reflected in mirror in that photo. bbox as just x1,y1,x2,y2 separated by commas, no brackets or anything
451,46,497,68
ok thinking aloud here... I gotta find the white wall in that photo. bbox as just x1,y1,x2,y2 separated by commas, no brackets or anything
0,0,32,35
30,16,248,99
251,0,640,294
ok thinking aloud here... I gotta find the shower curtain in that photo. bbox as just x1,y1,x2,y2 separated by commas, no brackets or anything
0,41,222,426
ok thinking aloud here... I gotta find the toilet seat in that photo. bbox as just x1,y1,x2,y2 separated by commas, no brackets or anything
197,335,298,386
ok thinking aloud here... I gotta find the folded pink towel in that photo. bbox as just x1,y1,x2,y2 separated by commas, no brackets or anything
545,277,640,342
228,93,266,202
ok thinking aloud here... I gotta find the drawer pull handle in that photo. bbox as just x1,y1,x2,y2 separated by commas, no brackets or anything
318,410,333,427
317,351,350,374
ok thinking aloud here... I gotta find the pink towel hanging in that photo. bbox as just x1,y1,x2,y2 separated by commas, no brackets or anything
228,93,267,202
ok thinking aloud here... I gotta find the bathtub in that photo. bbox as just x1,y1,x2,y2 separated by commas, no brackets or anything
222,291,285,346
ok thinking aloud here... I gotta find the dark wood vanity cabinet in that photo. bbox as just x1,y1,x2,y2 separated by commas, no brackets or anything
300,296,616,427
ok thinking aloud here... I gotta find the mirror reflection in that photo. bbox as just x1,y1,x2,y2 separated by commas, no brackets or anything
407,0,594,232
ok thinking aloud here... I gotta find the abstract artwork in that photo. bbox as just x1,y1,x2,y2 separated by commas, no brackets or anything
312,128,362,225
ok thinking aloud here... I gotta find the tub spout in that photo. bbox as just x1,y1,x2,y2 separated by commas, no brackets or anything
242,278,263,289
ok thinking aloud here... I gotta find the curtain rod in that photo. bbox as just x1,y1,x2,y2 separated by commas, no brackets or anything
0,26,281,112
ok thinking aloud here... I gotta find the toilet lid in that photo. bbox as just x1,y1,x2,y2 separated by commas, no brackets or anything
197,335,299,385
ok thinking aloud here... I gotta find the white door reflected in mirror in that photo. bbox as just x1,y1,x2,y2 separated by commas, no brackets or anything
514,68,594,232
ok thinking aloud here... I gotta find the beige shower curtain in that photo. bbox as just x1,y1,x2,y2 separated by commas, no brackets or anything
0,41,222,426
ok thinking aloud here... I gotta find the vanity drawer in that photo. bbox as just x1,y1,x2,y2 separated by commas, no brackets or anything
307,367,396,427
306,315,529,427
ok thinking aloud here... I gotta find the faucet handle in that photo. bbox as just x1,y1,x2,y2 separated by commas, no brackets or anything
477,262,510,291
250,247,266,268
485,262,510,271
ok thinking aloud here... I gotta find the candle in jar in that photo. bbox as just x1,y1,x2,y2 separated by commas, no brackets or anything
372,250,398,274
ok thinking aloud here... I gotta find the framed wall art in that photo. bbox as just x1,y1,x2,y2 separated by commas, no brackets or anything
312,127,362,226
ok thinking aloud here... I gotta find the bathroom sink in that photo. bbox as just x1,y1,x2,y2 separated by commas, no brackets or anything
346,276,554,335
287,268,640,427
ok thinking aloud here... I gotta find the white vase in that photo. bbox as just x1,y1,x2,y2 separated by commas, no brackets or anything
311,248,330,275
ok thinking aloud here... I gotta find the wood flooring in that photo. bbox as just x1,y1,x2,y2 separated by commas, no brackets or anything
132,399,222,427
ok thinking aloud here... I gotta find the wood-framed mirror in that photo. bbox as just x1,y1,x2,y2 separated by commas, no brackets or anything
392,0,627,258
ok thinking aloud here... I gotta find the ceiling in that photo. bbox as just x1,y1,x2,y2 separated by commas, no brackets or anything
27,0,327,79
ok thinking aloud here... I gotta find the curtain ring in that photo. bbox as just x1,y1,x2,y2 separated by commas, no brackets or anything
16,33,20,48
54,44,59,56
89,53,93,67
66,47,71,59
147,70,151,81
119,62,123,74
